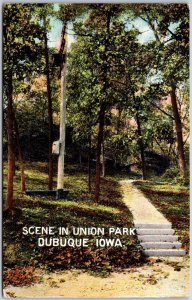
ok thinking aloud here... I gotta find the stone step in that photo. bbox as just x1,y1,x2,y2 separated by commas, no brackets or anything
144,249,186,256
136,228,175,235
135,223,172,229
141,241,182,249
138,235,178,242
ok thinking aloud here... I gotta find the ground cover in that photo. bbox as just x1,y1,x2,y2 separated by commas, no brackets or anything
3,162,145,287
4,256,190,298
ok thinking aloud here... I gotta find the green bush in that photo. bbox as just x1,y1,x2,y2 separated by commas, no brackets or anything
161,166,189,186
161,166,180,179
167,206,183,215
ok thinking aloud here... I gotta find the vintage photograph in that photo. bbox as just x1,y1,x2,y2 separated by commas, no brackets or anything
3,3,189,298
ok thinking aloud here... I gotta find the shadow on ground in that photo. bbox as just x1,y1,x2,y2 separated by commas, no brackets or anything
3,162,146,286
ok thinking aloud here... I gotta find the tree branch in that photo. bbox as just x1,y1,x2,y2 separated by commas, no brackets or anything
111,79,175,120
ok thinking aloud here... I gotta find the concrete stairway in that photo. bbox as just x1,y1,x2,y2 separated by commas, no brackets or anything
120,180,186,257
136,224,186,256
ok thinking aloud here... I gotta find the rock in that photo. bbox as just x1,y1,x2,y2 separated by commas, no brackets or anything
174,266,181,271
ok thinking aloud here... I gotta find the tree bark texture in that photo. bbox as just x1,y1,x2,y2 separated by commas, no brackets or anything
170,84,187,179
94,10,111,203
14,113,25,192
136,113,147,180
88,135,91,192
6,70,14,210
101,142,105,177
95,104,105,202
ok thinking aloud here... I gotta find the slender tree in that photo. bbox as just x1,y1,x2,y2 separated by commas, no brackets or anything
134,4,189,178
13,112,25,192
3,4,44,210
5,70,14,211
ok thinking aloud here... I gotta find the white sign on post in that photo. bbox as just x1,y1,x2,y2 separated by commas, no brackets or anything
52,141,60,155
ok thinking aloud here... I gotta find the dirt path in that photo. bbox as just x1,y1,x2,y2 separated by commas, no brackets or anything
120,180,171,226
5,257,189,298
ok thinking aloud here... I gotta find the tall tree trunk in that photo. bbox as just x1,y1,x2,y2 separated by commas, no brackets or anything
136,113,146,180
44,16,53,190
116,107,121,134
27,125,31,161
88,135,91,192
79,151,82,165
14,113,25,192
95,104,105,203
5,70,14,211
101,142,105,177
94,10,111,203
57,22,68,199
170,84,187,179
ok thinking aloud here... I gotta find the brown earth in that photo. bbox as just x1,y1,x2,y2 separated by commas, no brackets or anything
4,256,189,298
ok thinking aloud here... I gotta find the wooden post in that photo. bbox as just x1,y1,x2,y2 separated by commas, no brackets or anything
56,24,68,199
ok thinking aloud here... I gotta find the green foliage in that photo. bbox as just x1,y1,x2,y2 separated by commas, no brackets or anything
137,4,189,86
3,3,189,175
3,4,44,82
3,5,189,286
66,4,189,173
3,4,61,162
167,207,183,215
161,166,189,186
161,166,180,180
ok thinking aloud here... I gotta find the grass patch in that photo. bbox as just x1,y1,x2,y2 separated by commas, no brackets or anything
3,162,145,283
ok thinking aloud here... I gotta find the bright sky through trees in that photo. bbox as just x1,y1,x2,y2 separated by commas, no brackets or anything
48,18,74,49
48,8,179,50
48,14,156,49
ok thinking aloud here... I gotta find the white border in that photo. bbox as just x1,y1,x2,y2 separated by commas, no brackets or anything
0,1,191,300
